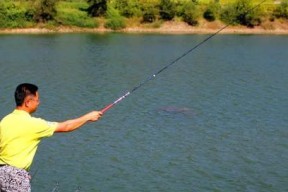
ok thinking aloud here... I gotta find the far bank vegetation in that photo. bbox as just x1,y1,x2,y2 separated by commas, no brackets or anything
0,0,287,30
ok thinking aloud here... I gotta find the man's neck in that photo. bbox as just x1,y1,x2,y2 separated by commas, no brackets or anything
16,106,31,114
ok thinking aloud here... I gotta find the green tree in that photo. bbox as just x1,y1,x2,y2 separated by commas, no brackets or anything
159,0,175,21
104,3,126,30
181,1,200,26
112,0,142,18
203,1,221,22
220,0,262,27
141,2,159,23
87,0,107,17
34,0,57,22
273,0,288,19
0,0,32,28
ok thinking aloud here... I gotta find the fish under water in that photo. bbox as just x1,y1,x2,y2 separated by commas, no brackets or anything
157,106,195,117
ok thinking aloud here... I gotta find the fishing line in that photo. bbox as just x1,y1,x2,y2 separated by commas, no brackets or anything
100,0,266,114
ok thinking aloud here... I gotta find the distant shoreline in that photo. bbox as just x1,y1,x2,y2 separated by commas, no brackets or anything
1,20,288,35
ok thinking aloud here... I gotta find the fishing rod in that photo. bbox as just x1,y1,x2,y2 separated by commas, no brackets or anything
100,0,266,114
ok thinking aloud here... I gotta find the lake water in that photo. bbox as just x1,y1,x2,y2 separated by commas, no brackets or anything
0,33,287,192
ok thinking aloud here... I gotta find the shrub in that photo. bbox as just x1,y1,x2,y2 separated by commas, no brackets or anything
273,0,288,19
87,0,107,17
0,0,32,28
55,1,98,28
141,2,159,23
112,0,142,18
104,5,126,30
159,0,175,21
220,0,262,27
181,1,200,26
25,7,36,22
203,1,221,22
142,11,156,23
56,9,98,28
34,0,57,22
105,17,126,30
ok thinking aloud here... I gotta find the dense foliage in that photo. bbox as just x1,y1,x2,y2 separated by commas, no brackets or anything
181,1,201,26
87,0,107,17
220,0,262,27
159,0,176,21
0,0,287,30
104,4,126,30
273,0,288,19
0,0,32,28
33,0,57,22
203,1,221,22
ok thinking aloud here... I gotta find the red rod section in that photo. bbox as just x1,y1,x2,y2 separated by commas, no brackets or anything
100,91,131,114
100,103,114,114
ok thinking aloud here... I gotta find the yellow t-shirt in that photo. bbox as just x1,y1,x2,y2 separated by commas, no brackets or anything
0,109,58,170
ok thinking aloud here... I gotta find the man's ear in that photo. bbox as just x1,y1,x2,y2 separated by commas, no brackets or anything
24,99,30,108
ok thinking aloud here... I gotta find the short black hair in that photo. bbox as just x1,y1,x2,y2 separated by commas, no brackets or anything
15,83,38,106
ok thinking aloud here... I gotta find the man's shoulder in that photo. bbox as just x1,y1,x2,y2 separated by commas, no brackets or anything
0,111,15,123
0,110,33,128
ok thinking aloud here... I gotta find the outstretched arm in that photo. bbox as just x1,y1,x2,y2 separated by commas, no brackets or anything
55,111,102,133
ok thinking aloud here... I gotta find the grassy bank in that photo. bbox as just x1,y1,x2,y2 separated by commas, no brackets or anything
0,0,287,34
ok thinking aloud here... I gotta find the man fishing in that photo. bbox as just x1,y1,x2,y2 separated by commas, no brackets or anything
0,83,102,192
